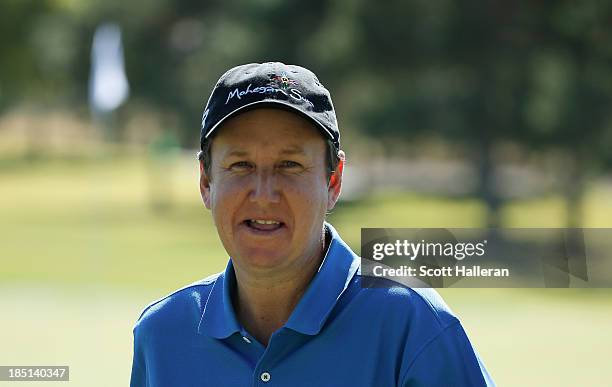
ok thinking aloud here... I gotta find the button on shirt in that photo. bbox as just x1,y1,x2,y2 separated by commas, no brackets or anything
130,223,495,386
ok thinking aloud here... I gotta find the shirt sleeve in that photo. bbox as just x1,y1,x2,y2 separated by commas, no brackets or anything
400,321,495,387
130,326,147,387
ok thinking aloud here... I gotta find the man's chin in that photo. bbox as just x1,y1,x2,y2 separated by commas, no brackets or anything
234,250,290,271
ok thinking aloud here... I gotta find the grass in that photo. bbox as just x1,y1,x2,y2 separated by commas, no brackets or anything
1,153,611,386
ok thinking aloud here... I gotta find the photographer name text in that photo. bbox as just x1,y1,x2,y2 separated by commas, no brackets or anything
372,265,510,278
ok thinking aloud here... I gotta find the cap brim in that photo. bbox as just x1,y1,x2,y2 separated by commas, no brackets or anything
202,100,336,147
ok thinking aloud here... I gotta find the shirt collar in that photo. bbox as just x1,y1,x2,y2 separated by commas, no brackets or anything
197,259,241,339
198,222,360,339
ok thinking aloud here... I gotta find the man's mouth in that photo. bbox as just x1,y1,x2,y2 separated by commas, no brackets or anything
244,219,285,232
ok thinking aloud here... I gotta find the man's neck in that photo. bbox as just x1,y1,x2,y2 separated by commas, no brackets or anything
232,231,329,346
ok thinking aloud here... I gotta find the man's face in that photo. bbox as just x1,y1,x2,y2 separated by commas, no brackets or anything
199,108,343,275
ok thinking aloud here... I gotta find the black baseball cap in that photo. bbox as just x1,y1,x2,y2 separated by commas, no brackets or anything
200,62,340,150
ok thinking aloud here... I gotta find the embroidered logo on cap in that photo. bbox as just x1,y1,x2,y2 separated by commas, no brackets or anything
267,73,297,90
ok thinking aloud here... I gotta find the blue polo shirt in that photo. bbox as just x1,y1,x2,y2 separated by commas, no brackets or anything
131,224,494,386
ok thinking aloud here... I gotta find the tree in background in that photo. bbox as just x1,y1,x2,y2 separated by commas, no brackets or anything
522,1,612,228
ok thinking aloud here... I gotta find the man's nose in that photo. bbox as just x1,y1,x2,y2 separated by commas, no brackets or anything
249,170,280,204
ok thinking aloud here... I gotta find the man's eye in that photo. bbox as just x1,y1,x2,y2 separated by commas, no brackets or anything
279,160,302,169
229,161,253,170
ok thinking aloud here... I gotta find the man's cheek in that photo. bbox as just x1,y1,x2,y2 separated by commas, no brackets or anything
211,181,238,200
289,178,327,198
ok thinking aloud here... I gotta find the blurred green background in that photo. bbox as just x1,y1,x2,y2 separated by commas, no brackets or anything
1,1,612,386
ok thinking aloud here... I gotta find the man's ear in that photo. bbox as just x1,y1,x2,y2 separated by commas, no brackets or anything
327,150,345,211
199,160,212,210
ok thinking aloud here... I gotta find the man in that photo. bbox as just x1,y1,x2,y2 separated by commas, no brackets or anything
130,62,495,386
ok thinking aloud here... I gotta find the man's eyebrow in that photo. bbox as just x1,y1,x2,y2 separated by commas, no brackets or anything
279,147,306,156
225,149,249,158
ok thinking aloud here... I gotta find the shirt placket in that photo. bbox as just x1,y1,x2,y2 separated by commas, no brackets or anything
250,328,291,387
